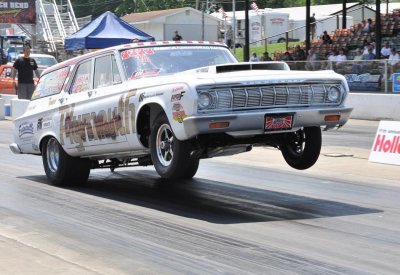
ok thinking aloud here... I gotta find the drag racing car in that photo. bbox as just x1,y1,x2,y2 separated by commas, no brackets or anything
10,41,353,185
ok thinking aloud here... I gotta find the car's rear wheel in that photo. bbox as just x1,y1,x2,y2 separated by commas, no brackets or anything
42,137,91,186
280,127,321,170
150,113,199,179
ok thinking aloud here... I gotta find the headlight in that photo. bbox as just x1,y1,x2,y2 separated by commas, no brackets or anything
198,92,212,109
327,86,341,102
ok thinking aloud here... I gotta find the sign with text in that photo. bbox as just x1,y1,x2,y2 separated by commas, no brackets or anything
0,0,36,24
369,121,400,166
393,73,400,93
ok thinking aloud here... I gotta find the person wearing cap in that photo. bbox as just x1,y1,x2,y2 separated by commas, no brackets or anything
172,31,182,41
12,44,40,100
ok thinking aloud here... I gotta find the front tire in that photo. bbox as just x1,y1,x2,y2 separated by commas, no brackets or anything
280,127,321,170
42,137,91,186
150,113,199,179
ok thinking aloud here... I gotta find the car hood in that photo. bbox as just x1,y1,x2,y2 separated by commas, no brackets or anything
127,62,346,90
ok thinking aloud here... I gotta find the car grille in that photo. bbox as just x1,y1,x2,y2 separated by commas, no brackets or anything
197,83,344,113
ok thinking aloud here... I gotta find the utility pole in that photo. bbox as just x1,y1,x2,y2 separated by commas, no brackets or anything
306,0,310,54
202,2,205,40
244,0,249,61
342,1,347,28
376,0,381,59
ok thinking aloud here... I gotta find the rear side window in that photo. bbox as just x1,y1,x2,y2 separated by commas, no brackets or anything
70,60,92,94
31,66,69,100
93,54,121,89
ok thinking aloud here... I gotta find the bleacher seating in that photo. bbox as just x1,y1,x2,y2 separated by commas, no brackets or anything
273,10,400,62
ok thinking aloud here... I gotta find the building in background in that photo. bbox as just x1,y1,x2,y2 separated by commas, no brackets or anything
122,7,221,42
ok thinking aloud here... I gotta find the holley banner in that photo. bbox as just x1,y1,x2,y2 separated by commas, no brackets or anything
0,0,36,24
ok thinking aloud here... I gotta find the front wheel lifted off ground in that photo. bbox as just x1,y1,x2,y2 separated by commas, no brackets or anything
150,113,199,180
42,137,91,186
280,126,322,170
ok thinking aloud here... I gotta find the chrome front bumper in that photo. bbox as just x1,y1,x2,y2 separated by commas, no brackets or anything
182,107,353,138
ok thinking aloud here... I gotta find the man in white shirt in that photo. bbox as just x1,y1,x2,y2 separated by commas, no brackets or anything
381,41,391,59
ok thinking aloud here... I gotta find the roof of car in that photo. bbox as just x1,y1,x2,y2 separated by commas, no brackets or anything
44,41,227,75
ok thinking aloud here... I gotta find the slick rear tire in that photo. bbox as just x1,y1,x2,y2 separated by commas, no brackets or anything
280,127,321,170
42,137,91,186
150,113,199,180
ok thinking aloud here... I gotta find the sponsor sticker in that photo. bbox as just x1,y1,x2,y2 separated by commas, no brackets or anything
19,122,34,139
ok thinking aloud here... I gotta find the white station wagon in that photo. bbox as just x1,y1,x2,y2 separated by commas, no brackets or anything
10,41,352,186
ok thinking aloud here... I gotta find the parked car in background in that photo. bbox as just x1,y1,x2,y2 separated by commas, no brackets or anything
0,64,44,95
0,64,16,94
17,53,57,68
10,41,352,186
30,54,57,67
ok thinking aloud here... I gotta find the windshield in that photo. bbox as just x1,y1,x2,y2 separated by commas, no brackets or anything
120,45,237,80
35,56,57,67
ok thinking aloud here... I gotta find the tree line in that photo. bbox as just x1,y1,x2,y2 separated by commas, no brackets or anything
71,0,374,19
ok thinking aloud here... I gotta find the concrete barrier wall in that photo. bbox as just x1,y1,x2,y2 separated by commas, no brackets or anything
0,98,4,120
347,93,400,121
0,94,18,104
10,99,30,120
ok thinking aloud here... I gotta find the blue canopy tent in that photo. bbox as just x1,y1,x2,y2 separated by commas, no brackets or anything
64,11,154,50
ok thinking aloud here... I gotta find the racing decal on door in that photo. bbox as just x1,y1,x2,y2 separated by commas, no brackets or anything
59,90,136,149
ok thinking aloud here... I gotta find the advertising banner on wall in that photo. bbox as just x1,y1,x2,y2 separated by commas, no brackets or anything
392,73,400,93
0,0,36,24
369,121,400,166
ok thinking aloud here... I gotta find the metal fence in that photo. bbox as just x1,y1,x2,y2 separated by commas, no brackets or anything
280,59,399,93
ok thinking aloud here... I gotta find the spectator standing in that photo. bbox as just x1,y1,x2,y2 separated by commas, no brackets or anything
388,48,400,77
310,13,316,40
250,52,260,62
172,31,182,41
261,52,272,61
225,26,233,48
321,31,332,44
12,44,40,100
381,41,391,58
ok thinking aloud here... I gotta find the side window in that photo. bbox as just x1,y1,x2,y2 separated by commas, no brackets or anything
70,61,92,94
94,55,112,89
112,56,122,84
31,66,69,100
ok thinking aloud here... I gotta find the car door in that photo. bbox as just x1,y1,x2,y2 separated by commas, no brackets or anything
60,54,130,157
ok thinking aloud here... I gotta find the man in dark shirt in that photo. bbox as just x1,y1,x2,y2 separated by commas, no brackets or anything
172,31,183,41
12,44,40,100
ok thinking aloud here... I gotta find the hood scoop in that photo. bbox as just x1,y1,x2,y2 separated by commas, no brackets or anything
215,62,290,74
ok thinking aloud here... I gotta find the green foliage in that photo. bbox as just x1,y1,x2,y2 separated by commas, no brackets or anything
233,42,300,62
71,0,363,20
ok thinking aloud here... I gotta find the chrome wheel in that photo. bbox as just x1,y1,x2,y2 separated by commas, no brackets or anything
46,138,60,173
156,123,174,166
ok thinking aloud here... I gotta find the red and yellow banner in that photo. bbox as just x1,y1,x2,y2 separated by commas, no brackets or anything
0,0,36,24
